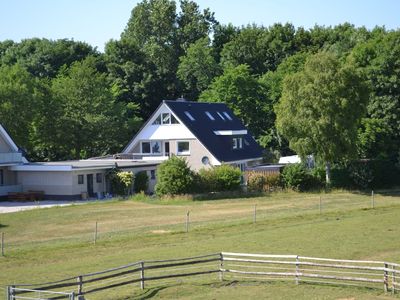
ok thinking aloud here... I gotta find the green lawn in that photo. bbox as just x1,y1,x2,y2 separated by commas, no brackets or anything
1,190,400,299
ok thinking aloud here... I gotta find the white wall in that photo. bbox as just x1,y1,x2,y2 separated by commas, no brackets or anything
17,171,73,195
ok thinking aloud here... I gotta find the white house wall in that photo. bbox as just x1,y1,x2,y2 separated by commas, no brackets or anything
17,171,73,196
0,135,13,152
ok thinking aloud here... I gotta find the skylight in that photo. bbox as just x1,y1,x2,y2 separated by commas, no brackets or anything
184,111,195,121
205,111,215,120
216,112,226,121
223,112,233,121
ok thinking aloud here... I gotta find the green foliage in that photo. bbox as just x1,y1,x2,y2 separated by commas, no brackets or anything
155,156,194,196
177,37,219,100
195,165,242,193
200,64,268,137
108,169,135,196
276,51,369,182
247,174,266,192
134,171,149,193
281,164,322,192
45,56,130,159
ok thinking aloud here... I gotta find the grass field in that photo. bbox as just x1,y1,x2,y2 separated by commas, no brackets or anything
1,190,400,299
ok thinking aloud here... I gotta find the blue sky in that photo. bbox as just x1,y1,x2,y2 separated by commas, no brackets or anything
1,0,400,52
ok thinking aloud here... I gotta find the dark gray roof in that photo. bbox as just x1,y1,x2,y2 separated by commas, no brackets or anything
165,100,264,162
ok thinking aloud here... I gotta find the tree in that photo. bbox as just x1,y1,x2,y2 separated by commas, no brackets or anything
275,52,369,184
0,64,43,153
199,64,267,138
177,37,219,100
48,56,130,159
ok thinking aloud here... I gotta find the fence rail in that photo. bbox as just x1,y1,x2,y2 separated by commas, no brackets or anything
7,252,398,299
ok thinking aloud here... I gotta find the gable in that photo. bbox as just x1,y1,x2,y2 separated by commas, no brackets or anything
123,103,196,153
0,125,18,153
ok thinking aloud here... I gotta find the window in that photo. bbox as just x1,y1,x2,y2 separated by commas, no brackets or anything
177,141,190,155
232,137,243,149
152,113,180,125
171,114,179,124
150,170,156,180
78,175,84,184
141,142,151,154
184,111,195,121
162,113,170,124
205,111,215,120
152,115,161,125
223,112,233,120
0,169,3,185
216,112,226,121
96,173,102,183
151,141,161,154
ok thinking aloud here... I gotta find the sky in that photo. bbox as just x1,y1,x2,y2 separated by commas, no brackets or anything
1,0,400,52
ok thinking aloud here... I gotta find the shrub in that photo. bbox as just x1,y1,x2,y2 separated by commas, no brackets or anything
212,165,242,191
264,174,283,191
195,165,242,193
247,173,266,192
108,169,134,196
155,156,194,196
281,163,322,191
134,171,149,193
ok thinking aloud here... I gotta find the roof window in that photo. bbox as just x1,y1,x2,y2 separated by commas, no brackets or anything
184,111,195,121
216,112,226,121
223,112,233,121
205,111,215,120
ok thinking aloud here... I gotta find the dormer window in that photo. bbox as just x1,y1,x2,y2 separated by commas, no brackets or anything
205,111,215,120
232,137,243,150
152,113,180,125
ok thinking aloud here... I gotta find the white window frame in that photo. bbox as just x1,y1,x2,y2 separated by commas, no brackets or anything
232,137,243,150
177,141,190,155
141,141,151,154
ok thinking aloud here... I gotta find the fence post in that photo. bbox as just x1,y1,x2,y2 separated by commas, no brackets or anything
1,232,4,256
93,221,98,245
219,253,224,281
319,196,322,214
371,190,375,209
70,291,75,300
140,261,145,289
384,263,389,292
186,211,190,233
6,285,10,300
295,256,299,285
392,265,396,294
253,204,257,223
77,275,83,296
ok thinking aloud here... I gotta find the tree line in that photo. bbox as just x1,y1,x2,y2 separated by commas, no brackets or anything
1,0,399,168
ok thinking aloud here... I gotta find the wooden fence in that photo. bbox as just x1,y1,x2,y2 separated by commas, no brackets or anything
7,252,399,299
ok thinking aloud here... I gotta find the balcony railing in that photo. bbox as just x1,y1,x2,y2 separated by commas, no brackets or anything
0,152,23,164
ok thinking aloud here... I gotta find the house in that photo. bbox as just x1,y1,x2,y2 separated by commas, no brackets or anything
2,99,264,200
0,125,27,198
122,99,264,171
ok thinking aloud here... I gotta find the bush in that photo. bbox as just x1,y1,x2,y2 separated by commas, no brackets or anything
264,174,283,191
108,169,134,196
155,156,194,196
281,163,322,191
134,171,149,193
247,173,266,192
195,165,242,193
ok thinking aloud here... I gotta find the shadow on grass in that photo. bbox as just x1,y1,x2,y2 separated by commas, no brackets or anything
0,223,8,228
128,285,170,300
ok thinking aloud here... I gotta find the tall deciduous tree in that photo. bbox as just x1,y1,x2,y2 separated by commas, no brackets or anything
177,37,219,100
275,52,369,183
199,64,267,138
48,57,130,159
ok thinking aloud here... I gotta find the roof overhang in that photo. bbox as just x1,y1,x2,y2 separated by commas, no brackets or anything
213,130,247,136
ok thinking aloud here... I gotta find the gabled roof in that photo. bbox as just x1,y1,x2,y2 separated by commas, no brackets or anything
164,100,263,162
0,124,20,152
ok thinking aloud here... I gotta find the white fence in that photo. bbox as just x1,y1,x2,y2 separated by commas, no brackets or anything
7,252,399,299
